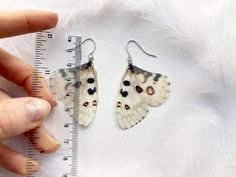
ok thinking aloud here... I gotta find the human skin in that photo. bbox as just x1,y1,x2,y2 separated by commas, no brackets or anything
0,10,59,176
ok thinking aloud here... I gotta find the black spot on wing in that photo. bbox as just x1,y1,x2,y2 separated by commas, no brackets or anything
136,86,143,93
88,87,96,95
87,78,95,84
120,89,128,97
154,74,161,82
123,80,130,86
125,104,130,110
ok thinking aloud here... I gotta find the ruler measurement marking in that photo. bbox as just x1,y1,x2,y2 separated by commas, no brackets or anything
35,53,44,55
35,49,46,51
69,36,81,177
26,32,48,177
36,39,44,41
26,31,81,177
35,58,45,60
35,67,48,69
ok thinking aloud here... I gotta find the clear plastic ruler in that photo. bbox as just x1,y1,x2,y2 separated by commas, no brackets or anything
26,29,81,177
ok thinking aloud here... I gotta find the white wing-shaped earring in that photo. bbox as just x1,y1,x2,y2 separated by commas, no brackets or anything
116,40,171,129
49,38,98,127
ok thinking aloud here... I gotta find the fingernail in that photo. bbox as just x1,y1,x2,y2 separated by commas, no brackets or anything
51,97,58,107
37,126,60,153
26,100,51,122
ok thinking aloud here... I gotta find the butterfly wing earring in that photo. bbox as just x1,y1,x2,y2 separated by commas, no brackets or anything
49,38,98,126
116,40,171,129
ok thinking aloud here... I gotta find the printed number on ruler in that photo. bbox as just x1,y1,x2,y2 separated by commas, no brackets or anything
26,30,81,177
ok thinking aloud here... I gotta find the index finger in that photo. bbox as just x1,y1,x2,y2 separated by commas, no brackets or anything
0,10,58,38
0,48,57,107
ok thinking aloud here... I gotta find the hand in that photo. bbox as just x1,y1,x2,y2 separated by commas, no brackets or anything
0,10,59,176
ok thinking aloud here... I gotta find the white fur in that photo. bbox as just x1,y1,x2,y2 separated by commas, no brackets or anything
0,0,236,177
112,0,236,176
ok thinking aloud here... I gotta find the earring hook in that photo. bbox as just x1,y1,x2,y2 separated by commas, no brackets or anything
66,38,96,62
126,40,156,65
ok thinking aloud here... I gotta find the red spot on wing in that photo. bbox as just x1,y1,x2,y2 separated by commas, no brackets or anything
83,102,89,107
92,100,97,106
146,86,155,95
117,101,121,108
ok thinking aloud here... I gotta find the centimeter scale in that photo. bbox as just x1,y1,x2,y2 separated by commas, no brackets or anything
26,30,81,177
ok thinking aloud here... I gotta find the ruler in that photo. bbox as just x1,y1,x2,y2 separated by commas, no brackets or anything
26,30,81,177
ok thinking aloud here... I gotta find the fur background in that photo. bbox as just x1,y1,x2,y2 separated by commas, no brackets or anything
0,0,236,177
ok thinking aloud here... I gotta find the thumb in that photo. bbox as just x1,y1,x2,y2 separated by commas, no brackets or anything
0,97,51,140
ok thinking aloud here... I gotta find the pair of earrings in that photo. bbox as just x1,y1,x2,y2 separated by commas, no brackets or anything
49,39,171,129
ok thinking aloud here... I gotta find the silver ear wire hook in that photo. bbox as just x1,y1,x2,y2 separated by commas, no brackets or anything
82,38,96,62
126,40,157,65
66,38,96,62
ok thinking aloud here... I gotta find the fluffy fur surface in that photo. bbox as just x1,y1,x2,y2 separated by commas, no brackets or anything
0,0,236,177
113,1,236,176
